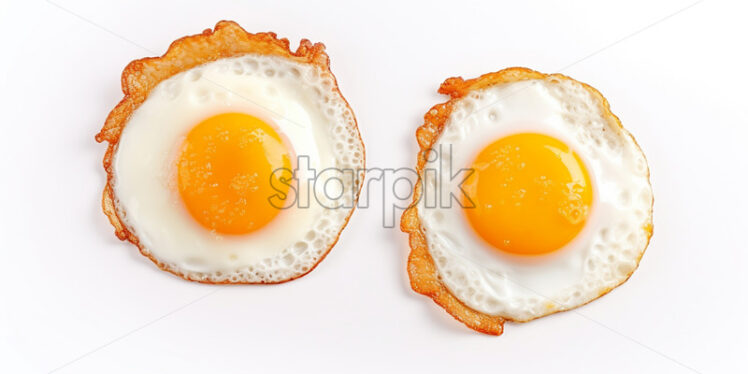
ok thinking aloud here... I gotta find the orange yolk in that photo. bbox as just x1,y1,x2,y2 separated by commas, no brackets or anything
462,133,593,256
177,112,292,235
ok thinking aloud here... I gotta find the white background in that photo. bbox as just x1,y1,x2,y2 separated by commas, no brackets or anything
1,0,746,373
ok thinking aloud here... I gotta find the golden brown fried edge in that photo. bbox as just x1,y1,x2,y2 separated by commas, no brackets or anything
400,67,653,336
95,20,365,284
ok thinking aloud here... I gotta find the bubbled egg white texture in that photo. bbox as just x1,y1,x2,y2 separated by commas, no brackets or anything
418,77,652,321
112,54,364,283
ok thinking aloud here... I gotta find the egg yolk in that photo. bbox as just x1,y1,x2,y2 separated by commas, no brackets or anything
462,133,593,256
177,112,292,235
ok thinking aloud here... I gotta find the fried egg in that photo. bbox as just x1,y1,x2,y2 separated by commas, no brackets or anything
403,68,653,334
97,22,365,283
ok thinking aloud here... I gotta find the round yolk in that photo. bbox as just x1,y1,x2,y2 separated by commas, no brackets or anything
462,133,593,256
177,112,292,235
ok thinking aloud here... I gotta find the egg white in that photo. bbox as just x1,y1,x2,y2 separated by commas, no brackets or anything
112,54,364,283
417,77,652,321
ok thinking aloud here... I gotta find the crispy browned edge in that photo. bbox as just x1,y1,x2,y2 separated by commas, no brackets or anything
400,67,654,335
95,20,366,285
